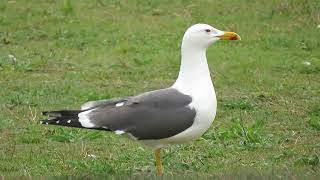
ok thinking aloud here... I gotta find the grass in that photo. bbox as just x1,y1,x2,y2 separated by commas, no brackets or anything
0,0,320,178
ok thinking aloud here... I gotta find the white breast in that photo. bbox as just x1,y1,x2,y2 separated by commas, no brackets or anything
162,80,217,144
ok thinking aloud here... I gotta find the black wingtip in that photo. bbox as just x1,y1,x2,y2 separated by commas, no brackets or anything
41,110,84,128
41,110,108,131
40,120,48,125
42,110,83,118
41,117,58,125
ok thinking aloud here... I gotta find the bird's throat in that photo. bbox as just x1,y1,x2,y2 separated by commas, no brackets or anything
174,48,211,89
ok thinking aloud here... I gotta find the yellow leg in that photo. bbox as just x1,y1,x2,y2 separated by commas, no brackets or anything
155,148,163,176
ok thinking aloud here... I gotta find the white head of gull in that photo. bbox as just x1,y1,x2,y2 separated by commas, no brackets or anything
175,24,240,90
41,23,240,176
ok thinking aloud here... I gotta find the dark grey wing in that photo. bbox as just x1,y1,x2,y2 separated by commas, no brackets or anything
85,88,196,140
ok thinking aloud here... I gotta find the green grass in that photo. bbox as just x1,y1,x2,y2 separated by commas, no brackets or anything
1,0,320,178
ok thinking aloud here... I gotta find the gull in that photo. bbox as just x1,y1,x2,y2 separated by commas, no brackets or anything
42,23,240,176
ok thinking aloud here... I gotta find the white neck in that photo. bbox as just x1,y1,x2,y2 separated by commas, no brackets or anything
173,42,213,93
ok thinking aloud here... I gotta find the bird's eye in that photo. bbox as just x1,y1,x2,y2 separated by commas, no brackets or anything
205,29,211,33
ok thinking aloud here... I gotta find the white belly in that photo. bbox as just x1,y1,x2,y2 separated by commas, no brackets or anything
163,92,216,141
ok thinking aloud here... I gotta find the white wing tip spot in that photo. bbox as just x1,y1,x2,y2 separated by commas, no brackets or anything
67,120,71,123
115,102,124,107
188,101,195,109
56,120,60,124
114,130,125,135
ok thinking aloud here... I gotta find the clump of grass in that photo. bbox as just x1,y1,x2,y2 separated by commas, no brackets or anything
222,97,255,110
307,106,320,131
229,118,272,148
295,154,319,167
61,0,74,15
203,118,273,149
308,117,320,131
270,151,294,165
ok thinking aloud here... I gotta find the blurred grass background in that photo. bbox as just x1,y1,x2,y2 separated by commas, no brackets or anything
0,0,319,178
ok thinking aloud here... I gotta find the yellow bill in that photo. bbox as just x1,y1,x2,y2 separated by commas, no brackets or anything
218,32,241,40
